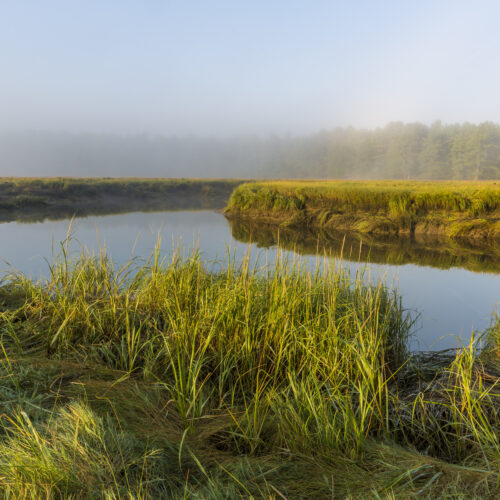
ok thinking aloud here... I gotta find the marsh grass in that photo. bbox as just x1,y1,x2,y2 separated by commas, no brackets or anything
0,245,498,498
226,180,500,241
0,177,243,198
0,177,244,223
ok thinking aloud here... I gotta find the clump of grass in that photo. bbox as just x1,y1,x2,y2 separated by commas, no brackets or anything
0,246,499,497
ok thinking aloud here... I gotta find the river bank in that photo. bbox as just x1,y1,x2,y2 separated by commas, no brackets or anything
225,180,500,241
0,177,244,222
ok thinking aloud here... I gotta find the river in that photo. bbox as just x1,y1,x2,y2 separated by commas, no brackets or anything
1,209,498,351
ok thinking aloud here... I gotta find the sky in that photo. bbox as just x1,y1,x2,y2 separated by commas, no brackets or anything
1,1,500,136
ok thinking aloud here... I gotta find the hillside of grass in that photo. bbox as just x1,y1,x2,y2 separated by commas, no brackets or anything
0,177,244,222
226,180,500,241
0,247,499,498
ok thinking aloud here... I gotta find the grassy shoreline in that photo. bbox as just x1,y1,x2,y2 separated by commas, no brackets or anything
225,180,500,241
0,177,244,223
0,248,499,497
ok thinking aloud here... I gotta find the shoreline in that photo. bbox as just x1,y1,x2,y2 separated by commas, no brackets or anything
225,180,500,241
0,177,244,223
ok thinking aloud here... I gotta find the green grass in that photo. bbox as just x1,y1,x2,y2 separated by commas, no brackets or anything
226,180,500,240
0,245,498,498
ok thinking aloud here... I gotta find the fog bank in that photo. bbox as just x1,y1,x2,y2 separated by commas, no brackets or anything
2,122,500,180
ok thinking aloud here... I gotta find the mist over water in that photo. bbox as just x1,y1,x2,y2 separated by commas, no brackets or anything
1,4,500,496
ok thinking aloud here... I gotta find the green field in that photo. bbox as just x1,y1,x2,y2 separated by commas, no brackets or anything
0,247,498,498
226,180,500,240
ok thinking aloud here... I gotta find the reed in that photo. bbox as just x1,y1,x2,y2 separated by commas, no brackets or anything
0,246,498,498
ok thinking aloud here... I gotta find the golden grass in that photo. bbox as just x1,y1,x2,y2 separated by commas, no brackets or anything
226,180,500,240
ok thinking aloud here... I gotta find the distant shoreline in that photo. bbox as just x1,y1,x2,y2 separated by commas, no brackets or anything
0,177,244,223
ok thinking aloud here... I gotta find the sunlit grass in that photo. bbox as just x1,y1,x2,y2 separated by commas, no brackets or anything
0,245,498,497
226,180,500,241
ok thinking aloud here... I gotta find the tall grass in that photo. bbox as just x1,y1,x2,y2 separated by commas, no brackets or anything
0,246,498,497
0,177,243,198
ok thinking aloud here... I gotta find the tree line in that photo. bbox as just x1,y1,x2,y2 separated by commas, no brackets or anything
266,121,500,180
1,122,500,179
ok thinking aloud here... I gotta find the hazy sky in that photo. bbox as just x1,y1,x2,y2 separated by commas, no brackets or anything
1,1,500,136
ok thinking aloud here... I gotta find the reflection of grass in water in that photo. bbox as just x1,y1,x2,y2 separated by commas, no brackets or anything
2,203,224,225
228,216,500,274
0,246,498,497
226,180,500,240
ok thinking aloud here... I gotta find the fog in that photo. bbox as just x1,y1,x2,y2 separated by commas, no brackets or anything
0,131,268,177
2,122,500,180
1,1,500,176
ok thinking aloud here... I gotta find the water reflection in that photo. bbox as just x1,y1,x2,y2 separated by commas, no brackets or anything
227,216,500,274
0,195,228,224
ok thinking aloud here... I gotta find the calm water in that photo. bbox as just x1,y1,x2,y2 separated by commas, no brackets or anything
1,210,498,351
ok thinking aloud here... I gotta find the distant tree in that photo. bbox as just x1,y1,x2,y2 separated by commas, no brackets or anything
419,121,452,179
1,123,500,179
